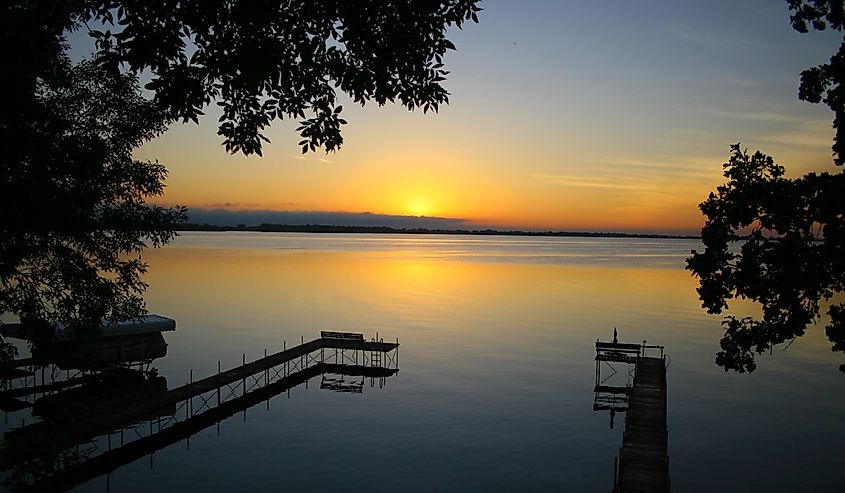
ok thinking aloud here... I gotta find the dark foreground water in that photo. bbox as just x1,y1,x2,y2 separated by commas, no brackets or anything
3,232,843,492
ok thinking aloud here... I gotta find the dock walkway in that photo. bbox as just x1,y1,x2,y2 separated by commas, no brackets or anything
616,356,668,492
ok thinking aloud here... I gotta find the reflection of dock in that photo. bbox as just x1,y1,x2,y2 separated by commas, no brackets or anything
25,363,397,492
1,332,399,489
593,338,669,492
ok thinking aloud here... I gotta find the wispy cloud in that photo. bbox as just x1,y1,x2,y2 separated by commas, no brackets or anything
527,173,657,191
193,201,306,210
580,155,721,178
754,119,834,149
667,22,756,50
690,107,801,124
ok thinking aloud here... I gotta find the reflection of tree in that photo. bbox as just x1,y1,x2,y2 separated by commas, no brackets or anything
1,369,168,492
687,2,845,373
3,446,85,493
687,145,844,372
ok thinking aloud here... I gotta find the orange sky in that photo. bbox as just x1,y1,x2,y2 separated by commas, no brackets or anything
131,1,841,235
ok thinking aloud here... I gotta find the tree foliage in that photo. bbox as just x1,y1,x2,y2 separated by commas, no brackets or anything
2,3,186,353
788,0,845,164
80,0,482,156
687,1,845,373
1,54,187,337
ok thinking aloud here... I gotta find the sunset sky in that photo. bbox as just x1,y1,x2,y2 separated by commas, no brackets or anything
75,0,843,235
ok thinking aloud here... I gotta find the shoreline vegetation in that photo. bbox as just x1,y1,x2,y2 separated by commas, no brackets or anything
179,223,700,240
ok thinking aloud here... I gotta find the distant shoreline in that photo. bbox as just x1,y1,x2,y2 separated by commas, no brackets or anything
178,223,700,240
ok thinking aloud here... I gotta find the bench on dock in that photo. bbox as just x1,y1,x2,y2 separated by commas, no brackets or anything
320,331,364,341
595,341,641,363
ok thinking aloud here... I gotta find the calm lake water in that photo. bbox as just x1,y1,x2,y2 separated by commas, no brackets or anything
3,232,844,492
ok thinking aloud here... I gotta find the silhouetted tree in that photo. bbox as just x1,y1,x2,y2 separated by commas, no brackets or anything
687,1,845,373
83,0,481,156
788,0,845,164
1,49,187,348
1,1,480,358
1,3,182,356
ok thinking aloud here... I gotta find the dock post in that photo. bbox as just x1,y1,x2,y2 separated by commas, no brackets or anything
613,456,618,488
189,370,193,416
595,360,599,388
217,360,221,406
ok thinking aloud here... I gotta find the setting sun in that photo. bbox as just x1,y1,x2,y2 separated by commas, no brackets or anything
407,197,433,217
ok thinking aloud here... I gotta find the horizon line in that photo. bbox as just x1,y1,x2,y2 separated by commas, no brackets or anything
178,222,701,240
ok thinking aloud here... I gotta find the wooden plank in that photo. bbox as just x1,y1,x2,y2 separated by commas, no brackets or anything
594,385,631,395
0,376,84,399
321,331,365,341
596,353,638,364
596,341,641,351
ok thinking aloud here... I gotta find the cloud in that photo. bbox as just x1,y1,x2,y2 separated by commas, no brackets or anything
689,107,801,124
754,119,834,149
666,23,756,51
527,173,657,191
185,209,470,230
197,201,303,210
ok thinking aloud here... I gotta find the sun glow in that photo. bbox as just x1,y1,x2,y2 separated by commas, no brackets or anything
406,197,433,217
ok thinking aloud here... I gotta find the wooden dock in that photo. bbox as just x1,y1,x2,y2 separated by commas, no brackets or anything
1,334,399,468
616,356,669,492
594,338,669,492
